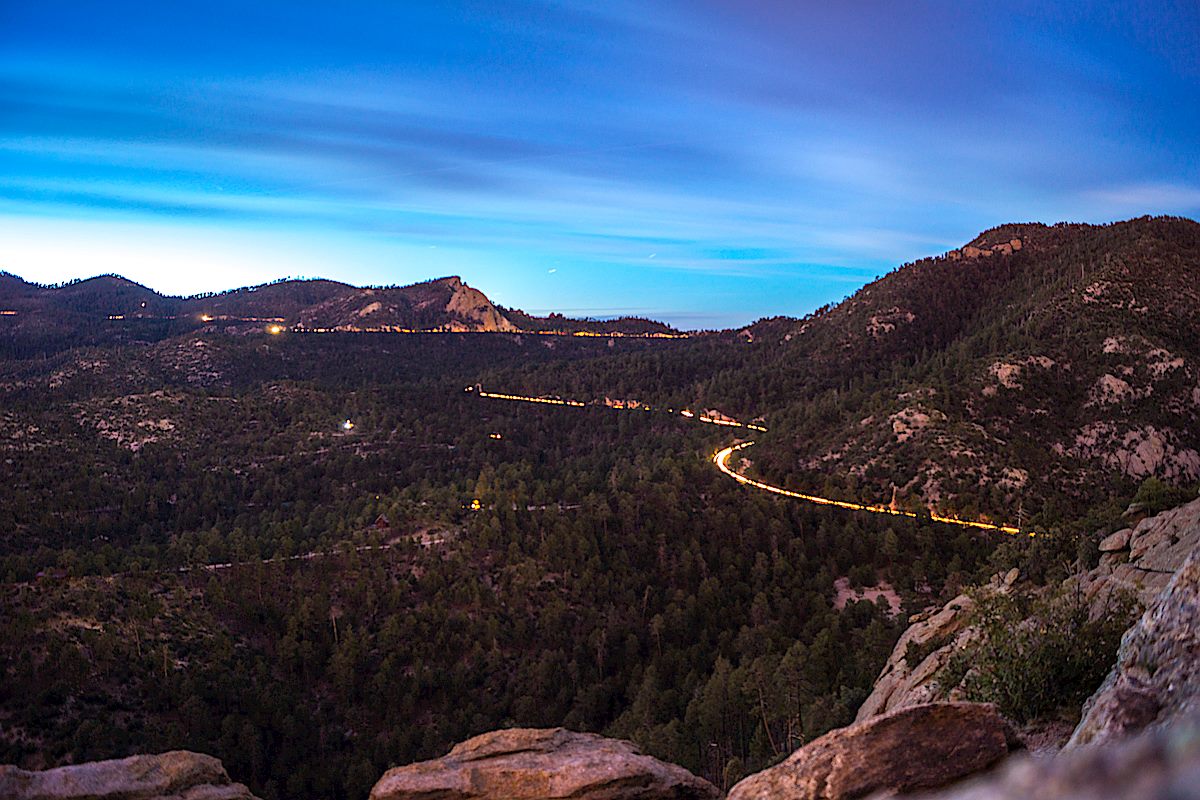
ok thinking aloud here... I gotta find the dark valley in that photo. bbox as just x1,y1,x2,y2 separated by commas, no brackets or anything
2,217,1199,800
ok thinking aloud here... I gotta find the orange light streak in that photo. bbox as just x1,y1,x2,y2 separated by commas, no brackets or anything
290,326,688,338
474,386,1030,537
715,442,1031,536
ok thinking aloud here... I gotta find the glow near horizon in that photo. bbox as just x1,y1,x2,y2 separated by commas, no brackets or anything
1,1,1197,329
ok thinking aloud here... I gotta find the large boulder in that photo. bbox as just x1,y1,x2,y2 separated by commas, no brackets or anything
908,712,1200,800
368,727,720,800
727,702,1019,800
1067,550,1200,749
0,751,259,800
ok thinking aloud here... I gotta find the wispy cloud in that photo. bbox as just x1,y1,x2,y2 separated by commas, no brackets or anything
1081,182,1200,215
0,0,1196,327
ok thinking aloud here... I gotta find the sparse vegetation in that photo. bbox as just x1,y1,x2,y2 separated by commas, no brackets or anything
1131,476,1198,516
904,631,954,668
945,585,1137,723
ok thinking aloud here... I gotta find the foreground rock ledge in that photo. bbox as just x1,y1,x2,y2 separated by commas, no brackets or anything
1068,548,1200,749
368,727,720,800
911,712,1200,800
0,751,260,800
728,702,1019,800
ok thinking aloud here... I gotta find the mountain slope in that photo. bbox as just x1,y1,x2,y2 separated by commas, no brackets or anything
181,278,353,320
740,216,1200,524
494,216,1199,526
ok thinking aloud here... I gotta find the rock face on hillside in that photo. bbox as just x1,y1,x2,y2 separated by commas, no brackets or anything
946,238,1022,260
1068,549,1200,749
442,278,518,332
895,498,1200,799
727,702,1019,800
296,276,518,333
911,546,1200,799
855,569,1018,721
0,751,260,800
368,727,720,800
910,713,1200,800
1075,495,1200,616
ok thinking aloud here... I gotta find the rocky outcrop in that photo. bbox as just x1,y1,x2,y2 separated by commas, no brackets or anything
727,702,1018,800
855,569,1018,721
905,502,1200,798
1098,527,1131,552
368,727,720,800
0,751,259,800
910,712,1200,800
294,276,518,333
946,239,1022,260
1067,548,1200,749
444,280,517,332
1074,494,1200,617
860,498,1200,724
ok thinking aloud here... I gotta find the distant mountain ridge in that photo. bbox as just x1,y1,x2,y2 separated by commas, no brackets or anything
0,272,680,356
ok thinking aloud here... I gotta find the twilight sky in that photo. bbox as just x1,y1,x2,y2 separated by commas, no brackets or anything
2,2,1198,328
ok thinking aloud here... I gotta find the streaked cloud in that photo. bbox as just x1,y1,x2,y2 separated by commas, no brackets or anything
1082,183,1200,216
0,0,1196,327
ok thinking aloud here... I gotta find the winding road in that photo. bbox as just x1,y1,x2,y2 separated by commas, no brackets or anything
475,386,1030,537
715,442,1025,535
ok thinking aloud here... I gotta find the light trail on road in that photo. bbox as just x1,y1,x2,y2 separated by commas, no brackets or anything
477,389,586,407
715,442,1029,536
288,325,688,338
470,386,766,430
476,386,1031,537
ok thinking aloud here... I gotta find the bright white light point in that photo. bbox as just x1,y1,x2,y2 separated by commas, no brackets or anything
547,268,557,274
342,419,355,431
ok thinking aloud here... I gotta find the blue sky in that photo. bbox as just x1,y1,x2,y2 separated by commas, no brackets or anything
1,1,1197,328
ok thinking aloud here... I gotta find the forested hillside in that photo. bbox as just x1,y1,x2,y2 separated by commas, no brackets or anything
0,332,997,799
2,216,1197,799
494,216,1200,529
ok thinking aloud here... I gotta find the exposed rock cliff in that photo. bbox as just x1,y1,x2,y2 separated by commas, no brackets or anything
296,276,518,333
443,278,518,332
1067,549,1200,749
946,238,1023,260
368,727,720,800
1074,494,1200,615
910,537,1200,799
0,751,259,800
727,702,1019,800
